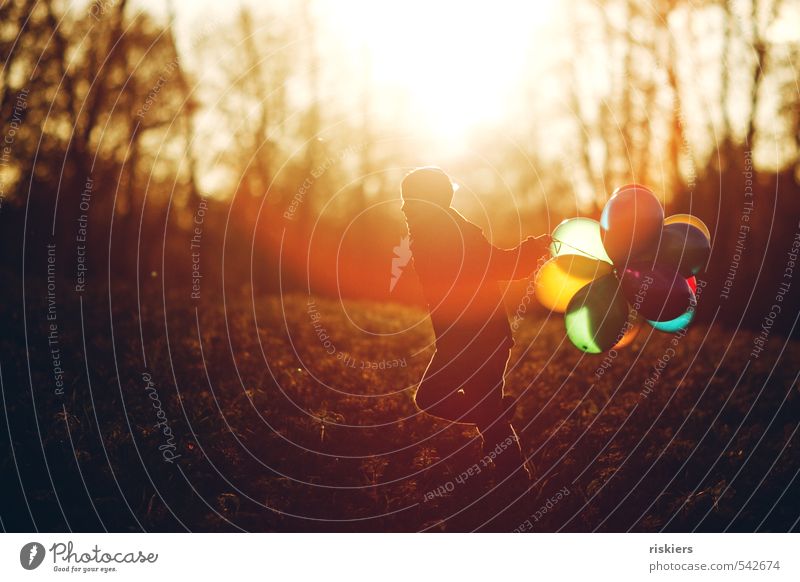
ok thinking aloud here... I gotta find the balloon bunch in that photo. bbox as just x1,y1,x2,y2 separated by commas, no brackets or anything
534,184,711,354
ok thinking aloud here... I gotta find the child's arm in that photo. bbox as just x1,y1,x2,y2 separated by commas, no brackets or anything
485,234,550,280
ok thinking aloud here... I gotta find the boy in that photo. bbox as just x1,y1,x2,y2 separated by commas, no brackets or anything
402,167,549,483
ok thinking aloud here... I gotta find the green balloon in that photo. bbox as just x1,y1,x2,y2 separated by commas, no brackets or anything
550,218,613,264
565,274,630,354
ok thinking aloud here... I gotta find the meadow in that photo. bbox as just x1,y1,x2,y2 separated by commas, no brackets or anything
2,290,798,532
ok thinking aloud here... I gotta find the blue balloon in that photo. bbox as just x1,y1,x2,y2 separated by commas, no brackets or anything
647,308,694,333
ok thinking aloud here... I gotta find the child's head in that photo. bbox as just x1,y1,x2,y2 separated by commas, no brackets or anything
401,167,454,209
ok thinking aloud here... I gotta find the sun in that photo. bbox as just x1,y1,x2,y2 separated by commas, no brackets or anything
138,0,557,149
323,0,556,145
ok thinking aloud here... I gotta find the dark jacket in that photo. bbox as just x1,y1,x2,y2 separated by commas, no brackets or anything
404,204,542,356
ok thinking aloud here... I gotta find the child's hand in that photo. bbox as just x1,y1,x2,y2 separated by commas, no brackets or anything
520,234,551,266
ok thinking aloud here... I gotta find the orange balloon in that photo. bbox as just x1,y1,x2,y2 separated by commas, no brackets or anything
613,318,641,349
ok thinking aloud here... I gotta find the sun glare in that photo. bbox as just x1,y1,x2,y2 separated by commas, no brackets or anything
322,1,555,144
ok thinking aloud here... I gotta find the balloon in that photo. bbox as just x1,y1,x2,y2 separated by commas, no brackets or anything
549,217,612,264
647,278,699,332
613,317,642,349
642,223,710,277
619,264,695,321
565,274,630,354
664,213,711,241
648,309,695,333
544,188,704,351
534,255,613,313
600,184,664,265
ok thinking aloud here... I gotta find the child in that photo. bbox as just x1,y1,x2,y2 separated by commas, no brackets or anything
401,167,549,483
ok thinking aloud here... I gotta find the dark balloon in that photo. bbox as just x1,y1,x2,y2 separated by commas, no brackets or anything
654,223,711,276
564,274,631,354
619,264,695,321
600,184,664,266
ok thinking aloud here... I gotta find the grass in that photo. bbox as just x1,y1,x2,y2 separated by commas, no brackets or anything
2,290,799,532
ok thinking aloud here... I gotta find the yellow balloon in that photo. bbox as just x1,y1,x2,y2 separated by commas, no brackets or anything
534,255,613,313
664,214,711,241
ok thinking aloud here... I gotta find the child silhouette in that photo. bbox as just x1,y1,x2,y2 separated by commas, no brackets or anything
401,167,549,483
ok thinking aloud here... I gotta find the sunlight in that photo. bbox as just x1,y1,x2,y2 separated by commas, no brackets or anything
323,0,556,144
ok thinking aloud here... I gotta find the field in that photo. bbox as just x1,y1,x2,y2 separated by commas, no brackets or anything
2,291,799,532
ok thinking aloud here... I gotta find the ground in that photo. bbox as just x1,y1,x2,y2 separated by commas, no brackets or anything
2,291,799,532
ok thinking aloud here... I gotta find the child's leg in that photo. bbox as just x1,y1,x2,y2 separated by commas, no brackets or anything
414,351,478,424
461,347,510,427
414,344,510,424
466,349,531,481
415,345,530,481
479,420,530,481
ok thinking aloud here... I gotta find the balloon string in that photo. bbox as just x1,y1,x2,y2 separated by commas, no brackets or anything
551,236,609,264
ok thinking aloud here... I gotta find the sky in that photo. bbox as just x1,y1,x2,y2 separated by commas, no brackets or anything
118,0,800,198
129,0,563,144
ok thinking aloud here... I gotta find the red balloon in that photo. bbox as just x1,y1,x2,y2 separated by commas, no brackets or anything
619,264,695,321
600,184,664,266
